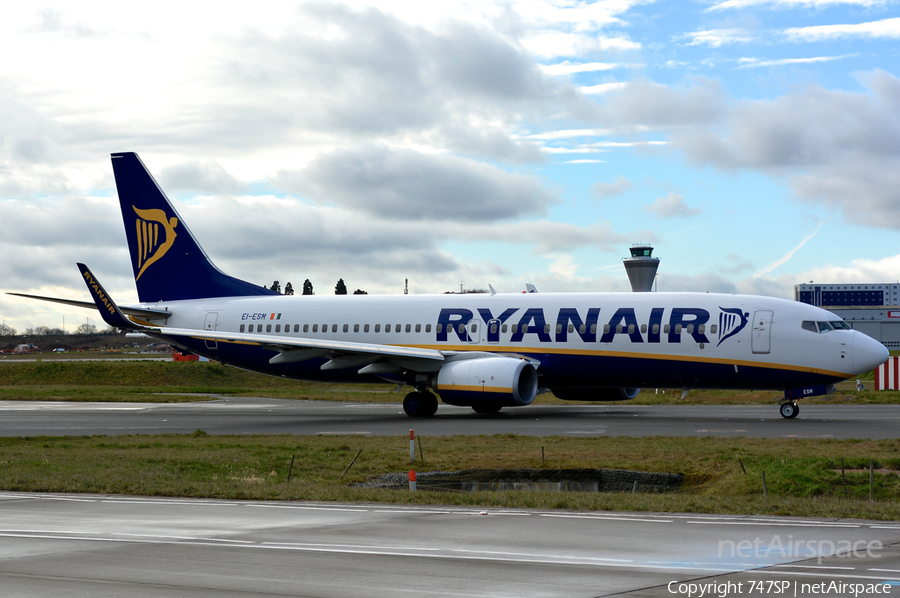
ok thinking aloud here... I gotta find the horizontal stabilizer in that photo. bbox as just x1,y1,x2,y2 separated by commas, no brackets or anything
6,292,171,319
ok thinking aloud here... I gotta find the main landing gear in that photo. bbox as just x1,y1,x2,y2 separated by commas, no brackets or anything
471,404,503,414
779,400,800,419
403,391,438,417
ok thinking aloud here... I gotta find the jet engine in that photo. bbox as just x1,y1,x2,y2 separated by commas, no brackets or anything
432,357,538,407
551,387,640,401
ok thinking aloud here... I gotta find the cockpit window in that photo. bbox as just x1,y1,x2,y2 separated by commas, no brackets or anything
802,320,851,333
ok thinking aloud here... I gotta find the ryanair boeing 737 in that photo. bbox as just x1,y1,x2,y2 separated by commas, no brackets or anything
11,153,890,418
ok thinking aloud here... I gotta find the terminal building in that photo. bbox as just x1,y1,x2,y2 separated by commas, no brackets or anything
795,282,900,348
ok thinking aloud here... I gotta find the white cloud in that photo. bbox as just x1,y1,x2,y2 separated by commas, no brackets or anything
785,17,900,42
707,0,887,11
273,143,558,221
643,193,703,218
669,70,900,228
539,61,626,75
592,176,633,198
676,28,755,47
737,54,856,68
579,82,630,95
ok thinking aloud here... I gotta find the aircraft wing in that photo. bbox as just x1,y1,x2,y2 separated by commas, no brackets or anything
155,327,446,369
6,292,172,320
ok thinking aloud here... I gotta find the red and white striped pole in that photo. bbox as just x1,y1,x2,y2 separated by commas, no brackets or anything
409,429,415,463
409,470,416,491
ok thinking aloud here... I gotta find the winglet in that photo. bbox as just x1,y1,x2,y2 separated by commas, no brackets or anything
76,263,140,330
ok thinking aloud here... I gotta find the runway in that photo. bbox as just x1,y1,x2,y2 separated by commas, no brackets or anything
1,492,899,597
1,398,899,438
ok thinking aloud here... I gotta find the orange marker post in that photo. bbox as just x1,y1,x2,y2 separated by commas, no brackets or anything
410,429,415,463
409,470,417,492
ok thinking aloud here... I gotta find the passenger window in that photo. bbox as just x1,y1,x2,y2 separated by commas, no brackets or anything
354,324,359,333
686,324,693,334
275,324,281,333
435,324,441,333
698,324,705,334
616,325,623,334
801,321,818,333
425,324,431,333
266,324,272,333
386,324,391,333
240,324,245,332
406,324,411,333
501,324,507,333
396,324,401,332
258,324,263,333
415,324,421,333
313,324,318,332
628,324,635,334
544,324,550,334
375,324,381,332
332,324,338,333
675,324,682,334
459,324,466,333
640,324,647,334
603,324,610,334
510,324,518,334
343,324,349,333
710,324,717,334
490,323,497,334
579,324,586,334
590,324,597,334
470,324,477,333
664,324,670,334
303,324,309,333
364,324,369,333
652,324,659,335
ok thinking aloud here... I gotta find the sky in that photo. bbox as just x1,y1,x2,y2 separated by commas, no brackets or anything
1,0,899,333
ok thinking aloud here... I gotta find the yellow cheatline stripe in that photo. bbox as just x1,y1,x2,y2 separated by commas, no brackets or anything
408,343,855,380
127,316,161,328
437,384,512,394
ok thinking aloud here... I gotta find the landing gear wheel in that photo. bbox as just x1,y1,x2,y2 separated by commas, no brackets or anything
472,404,502,414
403,392,438,417
779,401,799,419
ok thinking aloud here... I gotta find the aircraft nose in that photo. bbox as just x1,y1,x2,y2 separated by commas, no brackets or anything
852,332,889,374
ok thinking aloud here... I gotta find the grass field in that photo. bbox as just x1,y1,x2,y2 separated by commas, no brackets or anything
1,433,898,519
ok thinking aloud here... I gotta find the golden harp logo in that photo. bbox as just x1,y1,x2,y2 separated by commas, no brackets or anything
133,206,178,281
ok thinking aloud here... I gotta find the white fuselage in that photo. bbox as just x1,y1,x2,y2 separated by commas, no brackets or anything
139,291,888,392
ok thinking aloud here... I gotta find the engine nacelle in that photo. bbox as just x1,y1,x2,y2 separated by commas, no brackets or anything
552,387,640,401
433,357,538,407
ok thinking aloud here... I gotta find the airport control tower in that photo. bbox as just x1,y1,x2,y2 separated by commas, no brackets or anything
623,244,659,292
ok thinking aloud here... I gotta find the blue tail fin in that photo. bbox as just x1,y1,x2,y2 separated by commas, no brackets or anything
111,152,278,302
